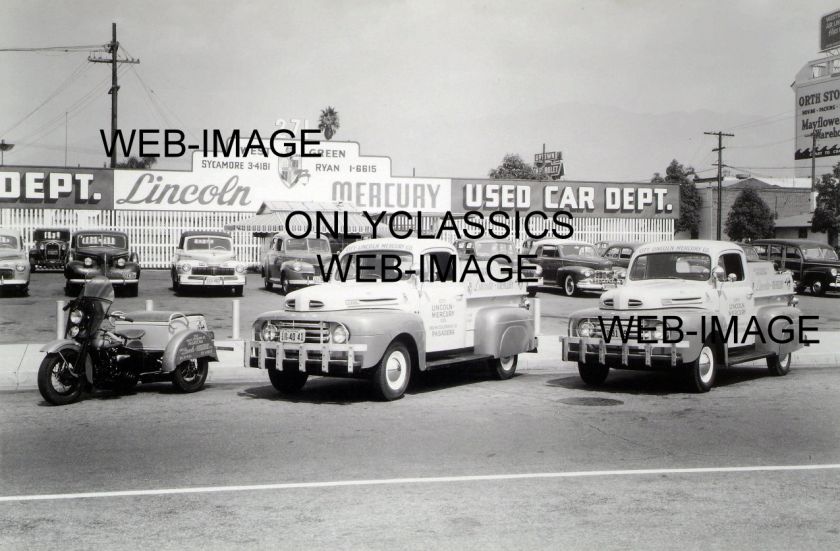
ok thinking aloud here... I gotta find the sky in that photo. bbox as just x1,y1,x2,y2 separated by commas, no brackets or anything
1,0,839,181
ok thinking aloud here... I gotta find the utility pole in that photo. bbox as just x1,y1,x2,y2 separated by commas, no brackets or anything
705,131,734,240
88,23,139,168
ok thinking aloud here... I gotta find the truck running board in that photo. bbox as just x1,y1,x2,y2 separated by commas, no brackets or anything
425,353,493,370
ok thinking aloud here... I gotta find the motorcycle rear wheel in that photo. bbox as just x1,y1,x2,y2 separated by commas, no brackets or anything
37,351,84,405
172,358,209,393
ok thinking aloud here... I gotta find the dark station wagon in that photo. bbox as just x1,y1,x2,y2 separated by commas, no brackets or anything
751,238,840,296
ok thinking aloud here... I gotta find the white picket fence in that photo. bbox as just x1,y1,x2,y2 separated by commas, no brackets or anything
1,208,674,269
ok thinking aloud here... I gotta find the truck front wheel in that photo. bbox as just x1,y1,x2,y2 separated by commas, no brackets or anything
685,344,716,392
268,368,308,393
490,355,518,380
578,361,609,386
373,341,411,401
766,353,791,376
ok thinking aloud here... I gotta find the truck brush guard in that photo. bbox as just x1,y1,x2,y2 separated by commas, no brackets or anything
562,336,689,367
250,341,368,374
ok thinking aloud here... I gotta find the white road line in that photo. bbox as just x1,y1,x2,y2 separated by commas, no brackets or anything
2,463,839,503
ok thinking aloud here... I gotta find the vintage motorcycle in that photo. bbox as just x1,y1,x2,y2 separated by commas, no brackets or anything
38,275,218,405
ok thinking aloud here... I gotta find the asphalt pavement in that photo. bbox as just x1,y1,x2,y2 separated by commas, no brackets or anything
1,362,839,549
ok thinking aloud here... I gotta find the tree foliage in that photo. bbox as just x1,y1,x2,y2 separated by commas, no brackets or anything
724,188,775,241
115,156,157,169
489,154,549,180
318,106,340,141
652,159,702,238
811,162,840,246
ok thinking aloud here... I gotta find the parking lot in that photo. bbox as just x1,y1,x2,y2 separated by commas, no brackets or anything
2,270,840,345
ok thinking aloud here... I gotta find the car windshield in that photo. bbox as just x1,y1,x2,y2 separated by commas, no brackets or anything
474,241,513,256
76,234,126,248
340,250,415,281
0,235,18,249
629,252,712,282
561,244,597,257
185,236,232,251
802,246,839,260
34,230,69,241
286,238,331,253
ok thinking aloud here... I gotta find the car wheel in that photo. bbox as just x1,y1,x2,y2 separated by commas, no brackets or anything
489,355,518,380
268,368,308,393
811,279,826,297
578,361,609,386
527,288,537,298
563,274,577,297
373,340,412,401
767,352,791,376
685,344,716,393
19,284,29,296
281,277,290,295
264,277,273,291
171,358,209,393
233,285,244,297
126,284,139,298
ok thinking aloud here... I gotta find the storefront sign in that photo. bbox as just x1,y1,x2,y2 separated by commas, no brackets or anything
0,167,112,209
451,179,679,218
794,71,840,160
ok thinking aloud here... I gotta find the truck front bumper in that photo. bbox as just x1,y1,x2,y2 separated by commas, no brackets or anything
247,340,368,375
562,336,689,368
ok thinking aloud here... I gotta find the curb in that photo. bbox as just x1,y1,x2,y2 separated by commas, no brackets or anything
2,334,837,392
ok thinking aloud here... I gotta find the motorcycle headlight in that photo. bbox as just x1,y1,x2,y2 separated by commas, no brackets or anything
179,262,192,273
291,261,302,272
260,322,278,341
582,269,594,278
116,258,126,268
69,309,84,324
83,257,93,267
577,320,595,337
68,325,80,337
235,264,246,274
831,268,838,277
332,323,349,344
15,263,26,272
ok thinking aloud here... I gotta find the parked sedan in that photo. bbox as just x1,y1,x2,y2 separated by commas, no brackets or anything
64,230,140,297
454,238,543,296
262,233,331,294
171,231,247,296
600,241,641,269
524,239,616,296
0,229,30,295
752,238,840,296
28,227,71,271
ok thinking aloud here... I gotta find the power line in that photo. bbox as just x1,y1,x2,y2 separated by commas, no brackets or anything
0,44,104,53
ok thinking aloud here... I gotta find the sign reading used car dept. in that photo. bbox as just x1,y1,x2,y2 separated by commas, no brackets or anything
451,179,678,218
0,167,112,209
113,141,452,213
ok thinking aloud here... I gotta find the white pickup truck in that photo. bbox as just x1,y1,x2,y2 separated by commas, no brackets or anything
247,238,538,400
562,240,809,392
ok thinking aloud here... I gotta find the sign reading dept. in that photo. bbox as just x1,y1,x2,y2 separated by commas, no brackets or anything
0,167,112,209
452,179,678,218
113,141,452,212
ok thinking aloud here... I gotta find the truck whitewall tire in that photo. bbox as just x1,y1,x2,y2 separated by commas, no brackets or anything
490,355,518,380
578,361,609,386
373,341,411,401
766,353,791,376
686,344,716,393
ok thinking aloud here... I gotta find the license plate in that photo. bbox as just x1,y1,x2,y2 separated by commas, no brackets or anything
278,328,305,344
206,276,223,285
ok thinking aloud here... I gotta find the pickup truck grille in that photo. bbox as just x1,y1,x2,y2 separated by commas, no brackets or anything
271,320,330,343
192,266,234,276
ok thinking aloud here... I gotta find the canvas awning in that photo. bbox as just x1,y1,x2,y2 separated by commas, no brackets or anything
224,201,373,235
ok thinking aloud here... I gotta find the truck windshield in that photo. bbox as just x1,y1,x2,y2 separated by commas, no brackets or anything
287,238,331,253
629,252,712,282
341,251,415,281
802,246,839,260
0,235,18,249
185,236,232,251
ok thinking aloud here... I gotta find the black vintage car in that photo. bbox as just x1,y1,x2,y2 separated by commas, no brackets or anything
752,238,840,296
29,228,71,271
64,230,141,297
600,241,642,269
524,239,616,296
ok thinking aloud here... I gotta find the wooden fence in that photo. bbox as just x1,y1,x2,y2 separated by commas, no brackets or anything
2,208,674,269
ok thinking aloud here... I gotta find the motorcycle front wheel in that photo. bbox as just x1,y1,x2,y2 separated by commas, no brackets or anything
37,351,84,405
172,358,209,393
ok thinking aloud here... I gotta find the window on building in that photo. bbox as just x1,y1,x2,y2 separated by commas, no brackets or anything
833,59,840,74
813,63,828,78
798,228,809,239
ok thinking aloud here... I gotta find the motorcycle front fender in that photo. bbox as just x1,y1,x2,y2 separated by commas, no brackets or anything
162,329,218,373
39,340,93,383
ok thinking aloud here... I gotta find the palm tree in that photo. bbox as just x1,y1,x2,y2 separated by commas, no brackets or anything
318,106,340,140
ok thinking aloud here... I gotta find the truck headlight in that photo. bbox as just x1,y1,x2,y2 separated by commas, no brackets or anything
577,320,595,337
116,258,126,268
332,323,349,344
582,269,593,278
291,261,302,272
69,309,84,324
235,264,246,274
83,257,93,267
15,263,26,272
260,322,278,341
179,263,192,273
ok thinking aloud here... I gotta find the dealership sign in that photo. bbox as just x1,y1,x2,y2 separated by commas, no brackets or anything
793,59,840,161
0,167,112,209
821,10,840,52
113,142,452,212
451,179,679,218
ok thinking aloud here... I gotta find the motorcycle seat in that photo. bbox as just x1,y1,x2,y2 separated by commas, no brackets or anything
114,328,145,340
